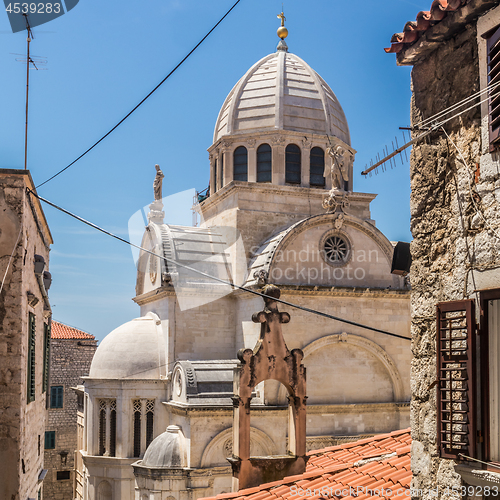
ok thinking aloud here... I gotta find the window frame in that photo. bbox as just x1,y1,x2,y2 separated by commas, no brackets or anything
310,147,326,187
50,385,64,408
233,146,248,181
45,430,55,449
285,143,301,185
486,25,500,150
27,313,36,403
479,288,500,466
436,299,477,460
257,143,272,183
42,321,50,393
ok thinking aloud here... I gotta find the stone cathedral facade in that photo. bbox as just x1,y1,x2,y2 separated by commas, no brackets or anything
79,26,411,500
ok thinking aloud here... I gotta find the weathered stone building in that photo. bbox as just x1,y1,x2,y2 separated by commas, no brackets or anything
44,320,97,500
80,19,412,500
385,0,500,495
0,169,53,500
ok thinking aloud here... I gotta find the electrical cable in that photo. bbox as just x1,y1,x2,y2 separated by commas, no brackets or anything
26,188,411,341
35,0,243,190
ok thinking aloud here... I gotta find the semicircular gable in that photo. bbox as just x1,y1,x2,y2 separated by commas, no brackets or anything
246,213,403,289
200,427,277,468
277,333,404,404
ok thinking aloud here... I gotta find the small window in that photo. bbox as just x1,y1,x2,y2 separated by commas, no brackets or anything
220,154,224,189
257,144,272,183
50,386,63,408
57,470,71,480
110,400,116,457
233,146,248,181
213,159,218,192
310,147,326,186
285,144,301,184
146,399,154,448
133,400,141,457
45,431,55,449
27,313,36,403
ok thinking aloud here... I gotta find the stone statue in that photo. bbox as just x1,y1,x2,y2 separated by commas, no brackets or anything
153,164,164,201
325,145,352,191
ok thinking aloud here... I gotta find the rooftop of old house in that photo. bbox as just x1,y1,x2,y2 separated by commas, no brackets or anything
384,0,500,64
51,320,95,340
199,428,411,500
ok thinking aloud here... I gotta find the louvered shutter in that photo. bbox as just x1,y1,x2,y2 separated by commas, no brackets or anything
488,25,500,149
436,300,476,459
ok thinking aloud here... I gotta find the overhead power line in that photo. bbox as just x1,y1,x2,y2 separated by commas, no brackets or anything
35,0,243,189
26,188,411,341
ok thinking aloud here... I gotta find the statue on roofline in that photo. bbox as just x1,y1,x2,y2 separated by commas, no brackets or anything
153,164,164,201
325,145,353,191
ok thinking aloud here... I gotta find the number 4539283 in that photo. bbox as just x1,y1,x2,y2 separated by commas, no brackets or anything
5,3,62,14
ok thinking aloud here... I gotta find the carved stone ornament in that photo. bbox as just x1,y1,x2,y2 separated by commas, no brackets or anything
322,189,350,215
334,213,345,230
247,139,256,147
271,135,285,146
253,269,269,285
221,139,232,149
302,138,311,149
325,145,353,190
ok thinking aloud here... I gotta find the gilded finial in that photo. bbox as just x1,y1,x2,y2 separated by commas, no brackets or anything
277,9,288,40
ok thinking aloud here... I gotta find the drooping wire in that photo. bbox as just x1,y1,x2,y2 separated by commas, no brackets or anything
35,0,243,190
26,188,411,341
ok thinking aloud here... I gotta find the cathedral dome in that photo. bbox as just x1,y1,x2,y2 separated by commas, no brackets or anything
89,312,165,380
213,48,350,145
141,426,183,468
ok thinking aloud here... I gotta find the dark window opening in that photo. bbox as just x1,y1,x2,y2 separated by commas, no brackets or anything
220,154,224,189
98,407,106,456
110,408,116,457
233,146,248,181
45,431,55,450
310,147,326,186
213,159,217,192
257,144,272,183
50,386,63,408
133,407,141,457
285,144,301,184
57,471,70,480
146,410,154,448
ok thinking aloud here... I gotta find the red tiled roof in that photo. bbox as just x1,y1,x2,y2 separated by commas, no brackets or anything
51,320,95,340
199,428,412,500
384,0,468,54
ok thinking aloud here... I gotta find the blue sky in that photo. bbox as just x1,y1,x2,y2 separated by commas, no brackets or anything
0,0,423,341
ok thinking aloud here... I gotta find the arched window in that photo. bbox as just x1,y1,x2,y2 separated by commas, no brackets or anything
233,146,248,181
285,144,301,184
213,159,217,191
257,144,272,182
97,480,112,500
310,147,325,187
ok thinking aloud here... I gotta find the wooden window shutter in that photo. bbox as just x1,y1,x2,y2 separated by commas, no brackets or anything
437,300,477,459
42,322,50,393
487,25,500,149
27,313,36,403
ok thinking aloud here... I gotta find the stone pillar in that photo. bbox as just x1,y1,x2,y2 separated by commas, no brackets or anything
301,139,311,187
222,148,231,188
247,140,257,182
272,137,286,185
209,153,215,194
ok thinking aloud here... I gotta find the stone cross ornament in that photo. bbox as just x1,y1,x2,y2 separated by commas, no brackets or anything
230,284,307,491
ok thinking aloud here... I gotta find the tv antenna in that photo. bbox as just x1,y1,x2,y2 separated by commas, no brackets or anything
18,14,47,171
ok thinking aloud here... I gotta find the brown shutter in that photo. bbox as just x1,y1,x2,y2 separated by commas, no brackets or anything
488,26,500,149
436,300,476,459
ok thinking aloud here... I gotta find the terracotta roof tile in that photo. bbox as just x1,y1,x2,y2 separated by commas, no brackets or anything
199,428,412,500
384,0,481,54
51,320,95,340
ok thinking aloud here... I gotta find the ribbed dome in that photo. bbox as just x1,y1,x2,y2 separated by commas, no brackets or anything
89,312,165,380
142,426,182,468
213,49,350,145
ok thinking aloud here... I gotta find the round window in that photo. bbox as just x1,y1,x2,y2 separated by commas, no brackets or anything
321,232,352,267
324,236,348,263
